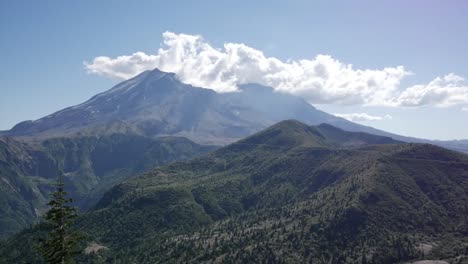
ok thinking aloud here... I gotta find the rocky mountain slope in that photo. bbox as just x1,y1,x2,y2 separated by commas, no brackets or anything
2,68,466,152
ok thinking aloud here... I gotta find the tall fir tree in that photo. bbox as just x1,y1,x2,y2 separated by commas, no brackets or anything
37,175,82,264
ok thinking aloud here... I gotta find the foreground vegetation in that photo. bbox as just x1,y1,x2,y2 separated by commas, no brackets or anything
1,121,467,263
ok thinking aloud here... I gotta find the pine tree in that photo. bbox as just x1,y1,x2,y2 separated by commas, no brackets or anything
37,176,82,264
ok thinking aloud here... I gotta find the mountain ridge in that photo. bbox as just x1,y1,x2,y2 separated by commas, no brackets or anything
1,120,467,263
0,133,214,238
38,121,468,262
2,68,467,152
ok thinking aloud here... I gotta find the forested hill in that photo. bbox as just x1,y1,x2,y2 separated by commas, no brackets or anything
2,120,467,263
0,134,214,238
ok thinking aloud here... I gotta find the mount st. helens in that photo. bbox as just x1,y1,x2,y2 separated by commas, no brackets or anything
2,68,467,152
1,121,467,263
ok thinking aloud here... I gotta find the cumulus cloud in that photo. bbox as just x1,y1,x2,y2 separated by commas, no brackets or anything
85,52,158,80
334,113,392,122
395,74,468,107
84,31,468,107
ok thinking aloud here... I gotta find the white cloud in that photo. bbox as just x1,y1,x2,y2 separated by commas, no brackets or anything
334,113,392,122
84,31,468,107
462,107,468,111
85,52,158,80
394,74,468,107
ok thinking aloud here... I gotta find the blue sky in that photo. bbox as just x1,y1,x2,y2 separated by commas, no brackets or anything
1,0,467,140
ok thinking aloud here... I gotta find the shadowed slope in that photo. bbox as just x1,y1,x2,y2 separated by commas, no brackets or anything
0,134,214,238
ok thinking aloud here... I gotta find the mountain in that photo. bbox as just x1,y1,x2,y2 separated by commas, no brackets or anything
2,121,466,263
2,68,466,151
0,134,214,238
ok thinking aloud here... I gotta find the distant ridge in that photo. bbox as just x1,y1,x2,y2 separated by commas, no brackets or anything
1,68,466,152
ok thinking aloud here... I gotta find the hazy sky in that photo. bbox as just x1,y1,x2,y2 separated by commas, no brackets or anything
1,0,467,140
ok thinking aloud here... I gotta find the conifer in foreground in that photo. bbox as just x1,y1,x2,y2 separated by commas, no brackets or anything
37,176,82,264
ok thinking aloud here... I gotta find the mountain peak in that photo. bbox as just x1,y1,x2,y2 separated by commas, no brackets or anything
3,69,467,152
224,120,401,154
147,67,177,79
230,119,325,149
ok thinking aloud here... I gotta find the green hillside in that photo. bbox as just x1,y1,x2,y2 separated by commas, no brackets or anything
1,120,467,263
0,134,214,238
